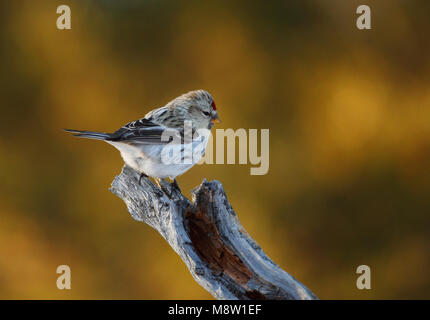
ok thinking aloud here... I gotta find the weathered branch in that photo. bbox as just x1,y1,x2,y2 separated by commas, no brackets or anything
110,166,317,300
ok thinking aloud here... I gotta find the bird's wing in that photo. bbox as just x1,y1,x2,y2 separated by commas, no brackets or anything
107,117,183,145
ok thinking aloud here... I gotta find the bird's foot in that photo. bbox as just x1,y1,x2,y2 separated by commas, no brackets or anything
171,178,181,193
139,172,148,185
155,178,172,196
154,178,181,197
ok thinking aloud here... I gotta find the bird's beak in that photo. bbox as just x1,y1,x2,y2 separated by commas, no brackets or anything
211,112,221,124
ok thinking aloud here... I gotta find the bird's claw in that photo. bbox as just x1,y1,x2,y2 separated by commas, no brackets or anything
154,178,171,196
171,179,181,193
153,178,181,197
139,172,148,185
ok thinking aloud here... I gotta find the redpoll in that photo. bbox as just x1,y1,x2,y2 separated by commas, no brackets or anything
65,90,220,190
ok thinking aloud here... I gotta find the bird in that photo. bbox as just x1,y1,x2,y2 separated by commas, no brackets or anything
65,89,220,193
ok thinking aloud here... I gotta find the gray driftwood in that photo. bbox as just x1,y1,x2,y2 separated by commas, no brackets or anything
110,166,317,300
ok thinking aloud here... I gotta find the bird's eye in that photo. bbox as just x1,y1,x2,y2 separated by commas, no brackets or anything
202,111,211,117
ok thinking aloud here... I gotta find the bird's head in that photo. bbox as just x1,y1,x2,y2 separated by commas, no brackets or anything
169,90,220,130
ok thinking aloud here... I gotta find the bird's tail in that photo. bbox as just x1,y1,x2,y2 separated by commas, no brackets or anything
64,129,111,140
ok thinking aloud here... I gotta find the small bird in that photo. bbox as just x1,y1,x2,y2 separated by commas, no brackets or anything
65,90,220,191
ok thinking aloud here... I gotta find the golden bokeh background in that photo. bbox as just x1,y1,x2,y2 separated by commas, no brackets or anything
0,0,429,299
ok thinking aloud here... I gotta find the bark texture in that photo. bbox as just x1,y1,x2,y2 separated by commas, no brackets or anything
110,166,317,300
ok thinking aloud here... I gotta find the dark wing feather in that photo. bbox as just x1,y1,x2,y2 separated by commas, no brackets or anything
107,117,183,144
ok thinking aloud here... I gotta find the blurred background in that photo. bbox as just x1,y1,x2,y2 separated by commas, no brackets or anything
0,0,429,299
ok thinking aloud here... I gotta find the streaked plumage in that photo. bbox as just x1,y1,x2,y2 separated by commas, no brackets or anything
65,90,220,185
